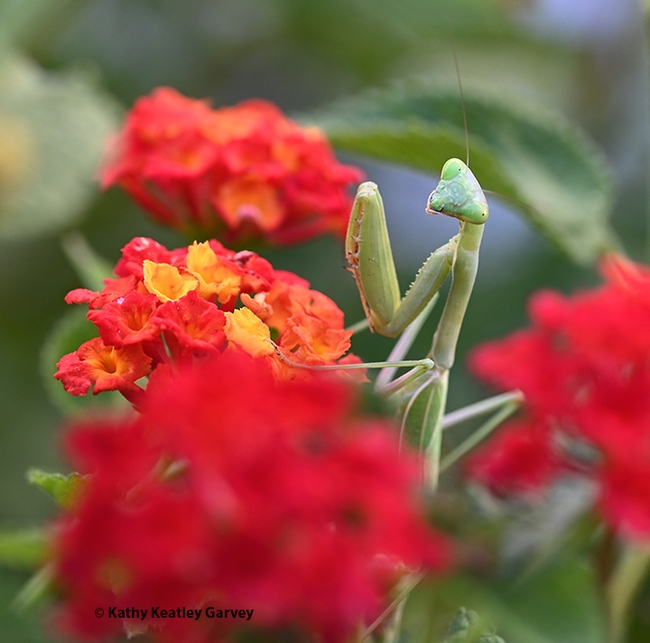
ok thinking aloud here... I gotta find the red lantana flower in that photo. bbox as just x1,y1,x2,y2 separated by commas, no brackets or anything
52,351,450,643
465,254,650,540
101,88,363,245
55,237,362,402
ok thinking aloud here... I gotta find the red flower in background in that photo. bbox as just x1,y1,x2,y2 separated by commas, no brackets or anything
465,255,650,540
54,237,362,402
101,89,363,245
52,351,450,643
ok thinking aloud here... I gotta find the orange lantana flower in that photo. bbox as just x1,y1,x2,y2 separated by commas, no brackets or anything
54,338,151,403
101,89,363,245
55,237,362,400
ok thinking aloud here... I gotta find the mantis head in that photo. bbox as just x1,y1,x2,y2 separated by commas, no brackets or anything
426,158,489,224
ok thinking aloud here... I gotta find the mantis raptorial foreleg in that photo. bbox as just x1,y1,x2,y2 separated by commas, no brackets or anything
346,182,457,338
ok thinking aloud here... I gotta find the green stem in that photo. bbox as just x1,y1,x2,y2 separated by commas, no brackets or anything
359,572,424,642
606,541,650,643
61,232,114,292
346,318,371,334
12,564,54,611
430,221,483,370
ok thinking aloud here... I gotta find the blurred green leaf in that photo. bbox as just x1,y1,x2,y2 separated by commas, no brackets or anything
308,82,617,265
0,0,85,55
0,55,120,240
495,556,605,643
431,554,605,643
26,469,87,510
0,527,47,569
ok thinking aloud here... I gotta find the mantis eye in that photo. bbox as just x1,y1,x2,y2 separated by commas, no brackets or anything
440,158,466,181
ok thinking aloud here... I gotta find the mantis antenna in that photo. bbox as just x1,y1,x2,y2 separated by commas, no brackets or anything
448,22,470,167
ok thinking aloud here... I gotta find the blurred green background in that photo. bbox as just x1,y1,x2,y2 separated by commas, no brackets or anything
0,0,648,640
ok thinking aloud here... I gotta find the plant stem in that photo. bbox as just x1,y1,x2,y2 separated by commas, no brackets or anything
606,541,650,643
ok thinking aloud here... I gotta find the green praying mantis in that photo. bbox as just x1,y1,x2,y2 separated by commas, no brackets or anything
345,155,522,488
274,152,522,489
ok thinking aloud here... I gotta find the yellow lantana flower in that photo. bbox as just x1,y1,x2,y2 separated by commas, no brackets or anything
186,241,242,304
143,260,199,302
224,308,274,358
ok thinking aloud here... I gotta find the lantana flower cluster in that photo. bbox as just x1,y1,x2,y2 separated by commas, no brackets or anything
53,351,450,643
101,88,363,244
55,236,360,404
466,254,650,539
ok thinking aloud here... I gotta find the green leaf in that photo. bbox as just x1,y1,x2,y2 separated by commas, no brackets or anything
0,528,47,569
430,556,605,643
308,82,617,265
495,556,605,643
26,468,88,509
0,55,120,240
0,0,84,55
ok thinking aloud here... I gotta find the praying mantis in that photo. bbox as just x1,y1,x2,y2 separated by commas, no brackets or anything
344,157,522,488
274,149,523,488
